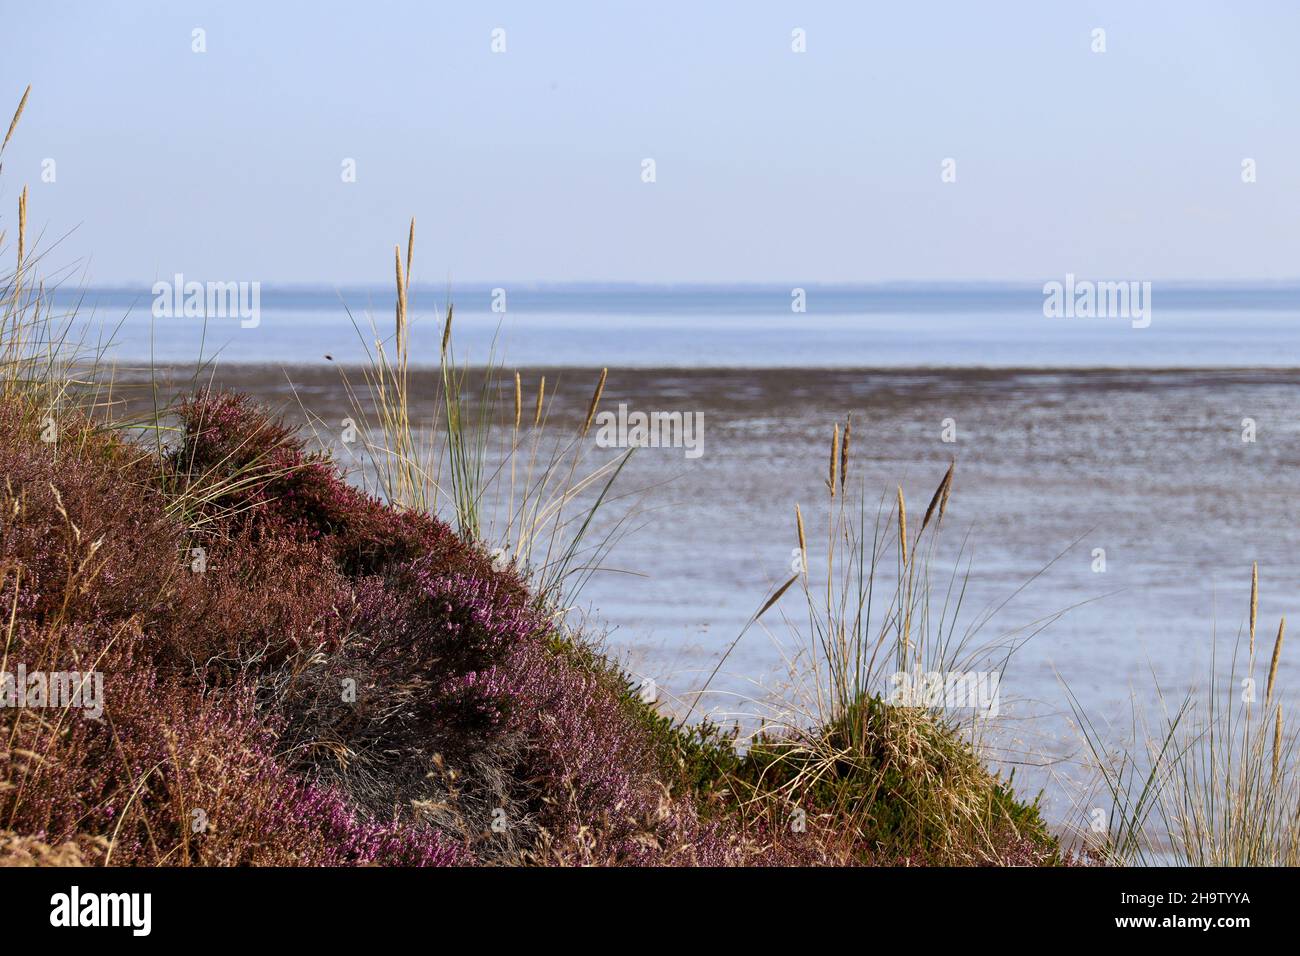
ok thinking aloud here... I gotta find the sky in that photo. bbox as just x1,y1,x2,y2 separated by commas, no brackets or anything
4,1,1300,285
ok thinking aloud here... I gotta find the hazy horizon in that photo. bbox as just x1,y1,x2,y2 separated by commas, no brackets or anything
57,278,1300,292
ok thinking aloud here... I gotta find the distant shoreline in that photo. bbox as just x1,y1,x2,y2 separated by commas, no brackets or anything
115,362,1300,377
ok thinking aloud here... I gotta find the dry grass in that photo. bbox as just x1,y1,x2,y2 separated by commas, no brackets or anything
1071,567,1299,865
684,420,1058,863
291,223,636,616
0,830,103,867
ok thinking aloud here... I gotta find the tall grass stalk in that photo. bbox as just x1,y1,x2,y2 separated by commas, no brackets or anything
329,222,636,613
1069,568,1298,865
690,425,1070,862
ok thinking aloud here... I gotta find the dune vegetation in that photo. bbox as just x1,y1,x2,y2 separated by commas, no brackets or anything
0,319,1060,866
1,87,1292,869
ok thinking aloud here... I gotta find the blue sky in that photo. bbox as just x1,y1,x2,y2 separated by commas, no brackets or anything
4,1,1299,284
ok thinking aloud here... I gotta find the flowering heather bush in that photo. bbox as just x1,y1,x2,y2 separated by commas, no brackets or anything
0,405,185,632
272,571,535,846
167,390,516,587
162,532,354,671
0,618,467,866
0,392,749,865
0,398,468,865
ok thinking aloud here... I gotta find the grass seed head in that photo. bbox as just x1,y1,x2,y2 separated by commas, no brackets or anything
582,368,607,436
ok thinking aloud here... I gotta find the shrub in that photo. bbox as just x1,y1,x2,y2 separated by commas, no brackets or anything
166,390,513,585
